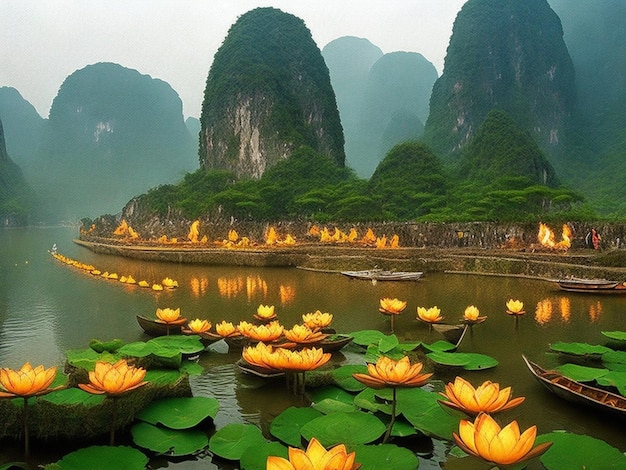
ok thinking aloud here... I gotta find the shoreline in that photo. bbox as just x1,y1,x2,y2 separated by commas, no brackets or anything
74,237,626,281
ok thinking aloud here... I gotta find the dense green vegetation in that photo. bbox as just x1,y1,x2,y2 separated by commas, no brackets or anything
139,119,592,224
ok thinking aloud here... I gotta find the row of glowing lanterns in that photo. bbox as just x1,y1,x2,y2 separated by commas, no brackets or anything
51,252,178,291
99,219,402,249
1,300,551,466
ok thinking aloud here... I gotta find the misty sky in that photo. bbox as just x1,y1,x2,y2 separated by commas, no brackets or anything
1,0,467,120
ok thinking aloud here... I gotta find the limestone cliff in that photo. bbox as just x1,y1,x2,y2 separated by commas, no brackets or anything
199,7,345,178
423,0,576,161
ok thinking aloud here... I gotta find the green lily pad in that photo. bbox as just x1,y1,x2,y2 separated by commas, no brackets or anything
308,385,355,406
131,421,208,456
556,363,609,382
378,415,418,437
423,340,458,352
240,441,288,470
209,423,266,460
601,331,626,341
39,387,105,406
426,351,498,370
136,396,219,429
537,431,626,469
602,350,626,368
353,388,392,414
65,348,118,370
550,341,613,356
354,443,420,470
49,445,148,470
148,335,205,354
300,411,386,448
270,406,323,446
395,387,459,440
595,370,626,396
331,364,368,392
312,398,358,414
396,342,422,352
378,334,399,353
350,330,388,347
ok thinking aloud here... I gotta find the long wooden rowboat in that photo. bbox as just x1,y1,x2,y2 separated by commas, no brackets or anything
555,278,626,294
341,269,423,281
137,314,182,336
522,355,626,419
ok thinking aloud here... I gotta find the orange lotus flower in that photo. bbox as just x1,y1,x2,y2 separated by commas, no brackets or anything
352,356,432,389
417,306,443,324
78,359,147,396
242,342,276,370
215,321,240,338
155,307,186,325
440,376,525,415
506,299,525,315
255,304,277,321
302,310,333,330
283,324,328,344
238,320,284,342
379,298,407,316
269,347,332,372
0,363,57,398
462,305,487,324
267,437,360,470
186,319,212,334
454,413,552,466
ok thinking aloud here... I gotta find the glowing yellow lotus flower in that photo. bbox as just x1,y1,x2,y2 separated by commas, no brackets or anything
215,321,240,338
255,304,277,321
417,306,443,324
283,324,328,344
462,305,487,324
506,299,525,315
379,298,407,316
242,342,276,370
156,307,186,325
352,356,432,389
238,320,284,342
0,363,57,398
78,359,147,396
440,376,525,415
267,437,360,470
269,347,332,372
453,413,552,466
302,310,333,330
187,319,212,334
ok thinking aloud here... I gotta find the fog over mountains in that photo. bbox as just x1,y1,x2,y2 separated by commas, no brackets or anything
1,0,625,222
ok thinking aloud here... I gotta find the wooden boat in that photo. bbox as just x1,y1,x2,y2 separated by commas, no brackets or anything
522,355,626,419
555,278,626,294
136,314,182,336
341,269,423,281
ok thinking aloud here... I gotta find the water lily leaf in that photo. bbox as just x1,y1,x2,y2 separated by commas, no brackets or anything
350,330,388,347
364,344,382,363
396,387,459,439
65,348,118,370
118,341,179,359
50,445,148,470
136,396,219,429
148,335,205,355
39,387,105,406
537,431,626,469
145,368,186,385
426,351,498,370
308,385,355,405
354,443,420,470
602,349,626,367
240,441,288,470
396,342,422,352
353,388,393,414
595,370,626,396
378,334,399,353
270,406,323,446
423,340,457,352
131,421,208,456
550,341,612,356
312,398,358,414
556,363,609,382
378,415,418,437
208,423,266,460
601,331,626,341
300,411,386,448
331,364,368,392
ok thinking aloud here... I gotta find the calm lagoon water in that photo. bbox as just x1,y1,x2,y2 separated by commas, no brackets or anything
1,226,625,468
